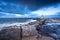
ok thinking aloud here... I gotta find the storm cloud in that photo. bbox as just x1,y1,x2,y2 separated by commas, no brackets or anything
0,0,60,18
1,0,60,11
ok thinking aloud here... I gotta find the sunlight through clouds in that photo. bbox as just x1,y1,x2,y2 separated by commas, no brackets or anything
31,6,60,16
0,12,22,17
0,1,60,18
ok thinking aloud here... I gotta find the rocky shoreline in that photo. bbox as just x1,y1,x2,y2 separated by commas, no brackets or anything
0,19,60,40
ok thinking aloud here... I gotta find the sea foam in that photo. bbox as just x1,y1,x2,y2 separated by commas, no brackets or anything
0,19,37,28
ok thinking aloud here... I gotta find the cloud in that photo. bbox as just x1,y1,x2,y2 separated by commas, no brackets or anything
0,2,60,18
0,12,22,18
31,4,60,16
0,12,39,18
0,12,37,18
0,12,22,16
0,4,60,18
0,2,7,5
1,0,60,11
19,0,60,11
0,1,29,14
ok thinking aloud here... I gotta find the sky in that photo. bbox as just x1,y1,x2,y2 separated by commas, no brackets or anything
0,0,60,18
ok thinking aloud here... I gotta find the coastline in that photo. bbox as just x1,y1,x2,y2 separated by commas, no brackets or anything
0,19,60,40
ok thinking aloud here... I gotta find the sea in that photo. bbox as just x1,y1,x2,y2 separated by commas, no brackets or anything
0,18,37,28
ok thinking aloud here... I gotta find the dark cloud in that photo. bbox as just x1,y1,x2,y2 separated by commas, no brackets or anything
18,0,60,11
1,0,19,2
1,0,60,11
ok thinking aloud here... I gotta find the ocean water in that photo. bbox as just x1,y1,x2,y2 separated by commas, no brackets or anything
0,18,37,27
0,18,30,24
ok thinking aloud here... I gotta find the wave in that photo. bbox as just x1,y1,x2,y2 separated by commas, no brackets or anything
0,19,37,28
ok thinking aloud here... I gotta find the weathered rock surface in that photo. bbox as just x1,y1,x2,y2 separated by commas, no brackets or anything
0,19,58,40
